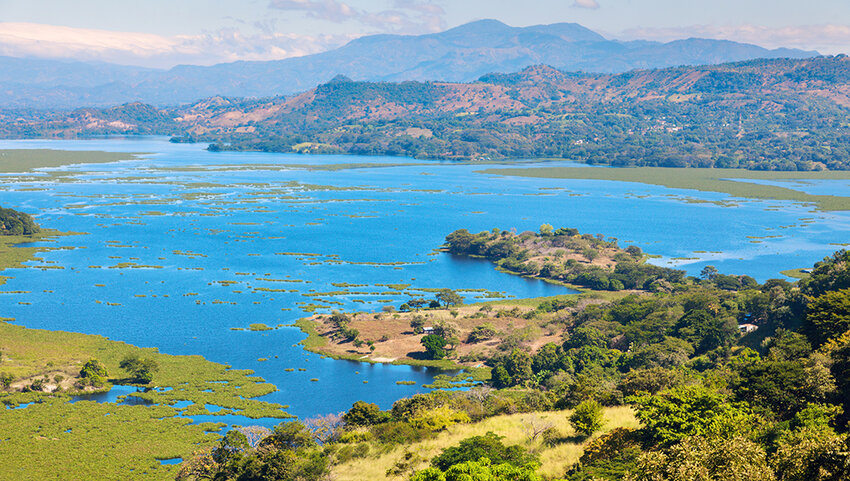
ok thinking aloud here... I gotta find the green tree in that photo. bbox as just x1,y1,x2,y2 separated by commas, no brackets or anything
630,386,758,447
436,289,464,307
430,432,537,471
421,334,448,360
410,316,426,334
119,355,159,384
79,358,108,387
804,288,850,347
570,400,605,437
626,436,775,481
700,265,719,280
504,349,533,384
491,366,512,388
342,400,389,426
258,421,317,450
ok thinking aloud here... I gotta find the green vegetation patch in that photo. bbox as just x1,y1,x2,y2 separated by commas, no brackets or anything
0,149,142,173
479,166,850,211
0,400,223,481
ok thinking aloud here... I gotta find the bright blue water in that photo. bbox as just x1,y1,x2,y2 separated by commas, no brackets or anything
1,137,850,421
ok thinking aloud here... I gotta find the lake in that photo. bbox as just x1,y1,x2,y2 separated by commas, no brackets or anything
1,137,849,419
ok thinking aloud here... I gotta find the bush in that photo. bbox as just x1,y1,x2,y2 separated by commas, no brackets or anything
570,400,605,437
430,432,537,471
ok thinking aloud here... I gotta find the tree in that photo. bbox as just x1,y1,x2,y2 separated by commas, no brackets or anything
626,436,775,481
674,309,738,354
410,316,426,334
342,400,389,426
119,355,159,384
79,358,108,387
504,349,533,384
491,366,512,388
804,288,850,347
539,224,554,236
436,289,464,307
421,334,448,360
259,421,317,450
630,386,758,447
700,265,719,280
570,400,605,437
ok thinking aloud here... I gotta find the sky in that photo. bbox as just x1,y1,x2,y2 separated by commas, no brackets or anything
0,0,848,68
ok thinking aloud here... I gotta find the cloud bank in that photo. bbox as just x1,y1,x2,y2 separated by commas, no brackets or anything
621,24,850,55
0,22,355,68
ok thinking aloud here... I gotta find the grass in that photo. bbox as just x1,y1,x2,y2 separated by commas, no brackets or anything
0,149,142,173
780,268,811,279
0,399,223,481
331,406,638,481
479,166,850,211
0,229,84,286
0,321,295,480
0,322,290,417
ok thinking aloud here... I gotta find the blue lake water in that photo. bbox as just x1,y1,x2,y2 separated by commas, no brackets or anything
1,137,850,420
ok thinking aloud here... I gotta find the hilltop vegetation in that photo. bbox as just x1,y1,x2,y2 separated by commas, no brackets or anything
0,206,39,236
4,56,850,170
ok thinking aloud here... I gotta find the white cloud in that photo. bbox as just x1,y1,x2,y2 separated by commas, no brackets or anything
268,0,358,23
619,24,850,55
0,22,355,68
268,0,446,34
573,0,599,10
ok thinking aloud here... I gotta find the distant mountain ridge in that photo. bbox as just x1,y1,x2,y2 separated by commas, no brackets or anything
0,19,818,109
4,55,850,171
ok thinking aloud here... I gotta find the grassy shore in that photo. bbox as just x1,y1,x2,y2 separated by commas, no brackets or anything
479,166,850,211
0,149,143,173
0,229,84,286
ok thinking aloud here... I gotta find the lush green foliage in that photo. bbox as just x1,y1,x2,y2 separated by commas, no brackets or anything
569,400,605,437
0,206,39,235
430,432,537,471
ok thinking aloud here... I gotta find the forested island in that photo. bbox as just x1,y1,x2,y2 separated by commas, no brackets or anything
3,56,850,171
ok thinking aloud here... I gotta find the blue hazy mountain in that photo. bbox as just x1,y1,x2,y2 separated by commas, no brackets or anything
0,19,818,108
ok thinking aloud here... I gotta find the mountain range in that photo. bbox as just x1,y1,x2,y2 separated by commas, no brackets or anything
5,55,850,171
0,19,818,109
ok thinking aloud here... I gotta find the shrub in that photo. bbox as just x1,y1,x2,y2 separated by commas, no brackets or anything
430,432,537,471
570,400,605,437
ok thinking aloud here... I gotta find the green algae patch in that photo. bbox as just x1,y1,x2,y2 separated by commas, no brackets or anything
479,166,850,211
0,399,223,481
0,322,289,418
0,149,143,173
0,322,294,479
0,229,85,286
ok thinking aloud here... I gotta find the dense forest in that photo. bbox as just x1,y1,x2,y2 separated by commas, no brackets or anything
0,206,39,236
3,56,850,170
174,230,850,480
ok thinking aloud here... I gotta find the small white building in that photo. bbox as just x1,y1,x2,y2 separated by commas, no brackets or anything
738,323,759,333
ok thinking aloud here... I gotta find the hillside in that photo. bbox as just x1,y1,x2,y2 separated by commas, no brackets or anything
5,55,850,170
0,20,816,108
